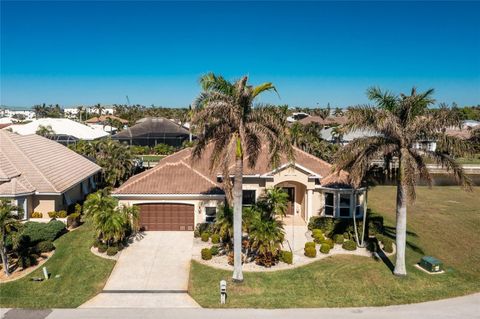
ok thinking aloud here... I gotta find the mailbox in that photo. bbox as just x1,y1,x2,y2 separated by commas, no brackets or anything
220,280,227,304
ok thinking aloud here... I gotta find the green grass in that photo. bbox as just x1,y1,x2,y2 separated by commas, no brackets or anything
0,225,115,308
136,155,165,162
189,186,480,308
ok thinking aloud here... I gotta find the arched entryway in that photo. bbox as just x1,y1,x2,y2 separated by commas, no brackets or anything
275,181,307,221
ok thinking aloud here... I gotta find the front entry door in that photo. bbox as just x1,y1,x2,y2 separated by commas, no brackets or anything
282,187,295,215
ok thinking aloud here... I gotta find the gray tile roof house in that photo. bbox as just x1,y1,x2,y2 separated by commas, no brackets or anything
0,130,101,218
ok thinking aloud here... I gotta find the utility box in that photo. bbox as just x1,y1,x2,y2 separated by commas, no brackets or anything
419,256,442,273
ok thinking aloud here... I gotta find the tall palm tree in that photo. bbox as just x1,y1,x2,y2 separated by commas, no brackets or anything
0,200,23,276
93,104,105,116
191,73,293,281
334,87,472,276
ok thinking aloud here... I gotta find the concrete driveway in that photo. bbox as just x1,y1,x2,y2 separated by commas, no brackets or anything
81,232,199,308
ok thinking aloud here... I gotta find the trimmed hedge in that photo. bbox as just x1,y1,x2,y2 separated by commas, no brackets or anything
201,248,212,260
342,240,357,251
320,243,331,254
211,234,220,244
31,212,43,218
201,232,210,242
35,240,55,253
280,250,293,264
324,238,334,247
333,234,345,245
21,221,66,245
304,246,317,258
305,242,316,249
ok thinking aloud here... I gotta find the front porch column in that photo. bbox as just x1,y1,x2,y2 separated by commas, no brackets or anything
307,189,313,221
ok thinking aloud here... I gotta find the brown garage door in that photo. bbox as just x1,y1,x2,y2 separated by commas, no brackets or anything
137,204,194,231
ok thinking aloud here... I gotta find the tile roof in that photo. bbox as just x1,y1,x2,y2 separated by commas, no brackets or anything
113,117,190,139
298,116,347,126
7,118,109,140
86,115,129,124
0,130,102,196
113,144,349,195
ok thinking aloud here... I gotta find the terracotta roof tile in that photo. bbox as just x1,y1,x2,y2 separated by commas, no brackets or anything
0,130,101,196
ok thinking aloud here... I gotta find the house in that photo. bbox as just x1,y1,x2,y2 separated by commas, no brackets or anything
112,117,191,147
287,112,310,123
298,115,347,127
0,130,101,219
85,115,129,125
6,118,109,145
112,145,366,231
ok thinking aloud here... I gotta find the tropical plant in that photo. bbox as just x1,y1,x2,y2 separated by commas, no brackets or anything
214,204,234,250
333,107,344,117
334,87,472,276
0,200,23,276
83,191,138,246
69,139,135,187
248,217,285,267
191,73,293,281
289,122,339,162
255,187,289,219
35,125,55,137
93,103,105,116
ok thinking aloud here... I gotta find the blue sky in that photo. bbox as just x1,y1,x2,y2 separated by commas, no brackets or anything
1,1,479,108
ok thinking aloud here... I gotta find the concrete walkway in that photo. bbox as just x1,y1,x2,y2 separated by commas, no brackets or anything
81,231,199,308
2,293,479,319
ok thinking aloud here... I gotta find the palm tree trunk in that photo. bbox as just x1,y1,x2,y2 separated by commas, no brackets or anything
393,180,408,276
1,236,10,276
232,155,244,282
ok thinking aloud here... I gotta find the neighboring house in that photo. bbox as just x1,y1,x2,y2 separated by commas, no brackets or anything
112,145,366,231
85,115,129,126
320,127,380,146
6,118,109,145
287,112,310,123
0,109,36,120
0,130,101,219
299,115,347,127
112,117,191,147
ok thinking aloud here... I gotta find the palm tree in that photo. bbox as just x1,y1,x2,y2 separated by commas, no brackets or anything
36,125,55,137
255,187,289,219
214,204,234,250
0,200,23,276
334,87,472,276
333,107,344,117
249,217,285,267
191,73,293,281
331,125,345,144
93,104,105,116
77,106,84,122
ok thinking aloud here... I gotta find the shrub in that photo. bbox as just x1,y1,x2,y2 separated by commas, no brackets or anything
210,245,220,256
67,212,81,228
312,229,323,238
21,221,66,245
324,238,334,247
333,234,345,244
382,238,394,253
201,248,212,260
97,243,107,253
304,242,316,249
48,211,57,218
320,243,331,254
342,240,357,251
280,250,293,264
106,246,119,256
308,216,335,236
211,233,220,244
153,143,175,155
35,240,55,253
201,232,210,242
57,210,68,218
367,212,384,236
304,246,317,258
31,211,43,218
194,223,213,238
17,252,38,269
375,234,385,243
93,239,100,248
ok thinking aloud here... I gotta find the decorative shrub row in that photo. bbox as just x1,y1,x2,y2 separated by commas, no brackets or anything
211,234,220,244
308,210,384,238
31,211,43,218
320,244,331,254
304,246,317,258
20,220,66,246
201,232,210,242
210,245,220,256
48,210,68,218
333,234,345,244
201,248,212,260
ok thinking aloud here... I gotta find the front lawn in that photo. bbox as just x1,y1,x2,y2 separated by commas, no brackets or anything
0,225,115,308
189,186,480,308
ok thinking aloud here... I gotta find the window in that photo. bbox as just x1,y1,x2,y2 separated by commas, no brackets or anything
324,192,334,217
339,194,351,217
81,181,89,196
242,190,256,206
205,207,217,223
355,193,363,216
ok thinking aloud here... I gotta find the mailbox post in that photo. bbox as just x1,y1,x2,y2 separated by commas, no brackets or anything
220,280,227,304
